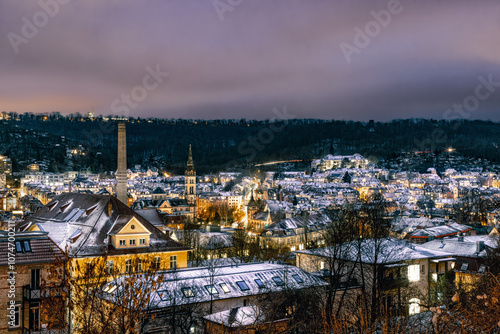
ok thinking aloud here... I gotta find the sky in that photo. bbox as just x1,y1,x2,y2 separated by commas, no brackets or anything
1,0,500,121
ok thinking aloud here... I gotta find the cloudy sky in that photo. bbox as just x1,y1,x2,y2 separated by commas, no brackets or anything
1,0,499,121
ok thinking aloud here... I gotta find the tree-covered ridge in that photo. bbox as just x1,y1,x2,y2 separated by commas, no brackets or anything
1,112,499,174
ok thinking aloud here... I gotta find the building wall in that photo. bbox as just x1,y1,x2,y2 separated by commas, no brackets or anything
0,263,58,332
71,250,189,278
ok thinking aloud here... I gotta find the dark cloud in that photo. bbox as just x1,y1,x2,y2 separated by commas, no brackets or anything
1,0,499,120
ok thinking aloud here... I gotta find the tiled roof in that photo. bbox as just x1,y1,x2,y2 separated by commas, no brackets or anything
22,193,190,258
0,231,63,266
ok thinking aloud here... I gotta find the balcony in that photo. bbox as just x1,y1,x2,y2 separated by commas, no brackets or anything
23,285,41,301
381,277,409,291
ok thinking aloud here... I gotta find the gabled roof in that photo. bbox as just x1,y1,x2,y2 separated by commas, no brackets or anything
108,215,150,236
22,193,190,257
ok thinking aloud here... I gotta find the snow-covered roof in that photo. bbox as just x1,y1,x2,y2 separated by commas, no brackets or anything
102,262,328,309
296,238,452,264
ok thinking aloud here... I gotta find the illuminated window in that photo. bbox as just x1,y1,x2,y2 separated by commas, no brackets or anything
409,298,420,315
103,284,118,294
219,283,230,293
205,285,219,295
320,261,325,270
181,287,194,298
408,264,420,282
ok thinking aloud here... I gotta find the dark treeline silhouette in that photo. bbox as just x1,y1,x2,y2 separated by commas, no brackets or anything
1,112,500,174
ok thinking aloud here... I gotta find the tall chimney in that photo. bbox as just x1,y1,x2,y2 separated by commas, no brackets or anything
117,122,127,204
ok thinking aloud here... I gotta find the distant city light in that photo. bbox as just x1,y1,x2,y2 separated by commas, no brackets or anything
448,148,455,152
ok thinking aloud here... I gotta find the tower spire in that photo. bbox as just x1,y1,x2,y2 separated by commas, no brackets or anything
186,144,194,171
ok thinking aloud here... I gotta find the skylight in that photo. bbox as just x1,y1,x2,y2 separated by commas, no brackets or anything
103,284,118,294
181,287,195,298
205,285,219,295
292,274,303,284
255,279,265,288
219,283,230,293
23,241,31,252
236,281,250,291
15,240,31,253
272,276,285,286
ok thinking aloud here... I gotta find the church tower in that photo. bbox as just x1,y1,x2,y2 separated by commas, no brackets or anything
185,145,197,212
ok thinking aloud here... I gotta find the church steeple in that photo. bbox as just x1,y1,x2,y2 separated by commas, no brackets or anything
185,145,196,209
186,144,194,172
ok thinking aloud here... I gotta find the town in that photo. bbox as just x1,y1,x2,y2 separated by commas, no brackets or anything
1,119,499,334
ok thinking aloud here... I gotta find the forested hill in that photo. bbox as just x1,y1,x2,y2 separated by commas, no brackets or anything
1,114,499,174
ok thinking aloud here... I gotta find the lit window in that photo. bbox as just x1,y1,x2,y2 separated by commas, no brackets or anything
409,298,420,315
408,264,420,282
320,261,325,270
255,279,265,288
205,285,219,295
292,274,304,284
236,281,250,291
219,283,230,293
272,276,285,286
119,240,126,246
130,239,136,246
181,287,194,298
8,304,20,328
103,284,118,294
140,238,146,245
